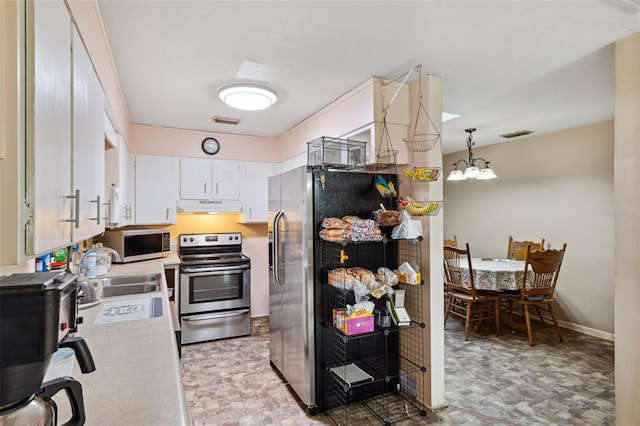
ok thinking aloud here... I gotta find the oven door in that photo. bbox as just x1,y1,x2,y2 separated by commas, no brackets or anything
180,264,250,315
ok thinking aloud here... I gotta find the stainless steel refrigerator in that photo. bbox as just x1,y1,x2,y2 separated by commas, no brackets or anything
268,165,397,413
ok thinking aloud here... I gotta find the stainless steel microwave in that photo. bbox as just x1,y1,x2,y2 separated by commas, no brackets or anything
102,229,171,263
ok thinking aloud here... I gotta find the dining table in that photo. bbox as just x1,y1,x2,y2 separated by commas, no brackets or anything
458,257,534,332
460,258,533,291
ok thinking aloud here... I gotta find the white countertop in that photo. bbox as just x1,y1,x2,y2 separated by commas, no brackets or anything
68,257,189,426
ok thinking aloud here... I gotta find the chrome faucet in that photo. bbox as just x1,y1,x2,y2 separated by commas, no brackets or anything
78,247,122,277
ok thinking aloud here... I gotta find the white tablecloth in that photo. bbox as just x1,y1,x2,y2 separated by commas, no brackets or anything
460,258,533,291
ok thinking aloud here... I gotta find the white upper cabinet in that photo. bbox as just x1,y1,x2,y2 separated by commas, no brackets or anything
241,162,278,223
134,154,179,224
179,157,211,199
72,27,105,241
21,0,106,257
179,158,243,200
25,0,73,255
117,136,133,227
105,132,132,228
212,159,243,199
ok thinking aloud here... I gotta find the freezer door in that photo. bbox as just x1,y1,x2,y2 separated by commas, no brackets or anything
268,174,284,374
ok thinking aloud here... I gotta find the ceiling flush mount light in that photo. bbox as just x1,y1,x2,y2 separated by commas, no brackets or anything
218,83,277,111
447,128,497,181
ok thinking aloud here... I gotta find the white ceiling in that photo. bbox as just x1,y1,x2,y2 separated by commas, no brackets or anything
98,0,640,154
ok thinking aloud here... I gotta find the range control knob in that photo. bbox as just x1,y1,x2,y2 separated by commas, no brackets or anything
189,237,194,242
234,236,239,240
228,236,233,241
182,237,188,243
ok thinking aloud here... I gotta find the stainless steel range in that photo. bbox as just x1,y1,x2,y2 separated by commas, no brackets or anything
178,232,251,344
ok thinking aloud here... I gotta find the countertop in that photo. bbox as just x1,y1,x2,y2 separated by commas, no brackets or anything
66,255,189,425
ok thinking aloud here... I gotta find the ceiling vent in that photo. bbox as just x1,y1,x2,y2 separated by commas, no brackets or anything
501,130,534,139
212,116,241,125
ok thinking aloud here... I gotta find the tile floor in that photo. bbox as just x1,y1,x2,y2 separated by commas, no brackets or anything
181,316,614,425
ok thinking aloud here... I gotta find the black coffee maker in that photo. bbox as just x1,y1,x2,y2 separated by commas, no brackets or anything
0,271,96,426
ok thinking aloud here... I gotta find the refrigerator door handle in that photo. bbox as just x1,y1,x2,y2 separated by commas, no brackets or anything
273,210,284,288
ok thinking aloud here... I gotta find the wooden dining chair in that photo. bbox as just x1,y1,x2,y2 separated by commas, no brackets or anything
443,235,458,248
443,243,500,340
507,236,545,260
501,243,567,345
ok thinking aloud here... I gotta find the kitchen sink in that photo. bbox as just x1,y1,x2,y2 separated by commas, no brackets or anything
99,273,162,297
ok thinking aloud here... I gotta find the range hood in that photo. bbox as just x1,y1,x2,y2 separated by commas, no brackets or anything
176,200,242,213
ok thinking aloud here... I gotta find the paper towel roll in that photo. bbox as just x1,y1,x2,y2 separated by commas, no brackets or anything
109,185,121,226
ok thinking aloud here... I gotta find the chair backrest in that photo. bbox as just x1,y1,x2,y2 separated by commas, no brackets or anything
521,243,567,300
444,235,458,248
507,235,545,260
443,243,476,296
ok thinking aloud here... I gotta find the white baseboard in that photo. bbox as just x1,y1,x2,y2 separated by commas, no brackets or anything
505,311,614,341
557,320,614,341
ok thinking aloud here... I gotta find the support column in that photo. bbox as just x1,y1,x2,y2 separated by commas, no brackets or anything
614,32,640,425
408,74,445,409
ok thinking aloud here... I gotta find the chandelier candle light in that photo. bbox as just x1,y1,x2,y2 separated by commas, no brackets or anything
447,128,497,181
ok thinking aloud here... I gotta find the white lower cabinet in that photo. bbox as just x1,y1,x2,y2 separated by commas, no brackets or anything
133,154,179,224
241,162,278,223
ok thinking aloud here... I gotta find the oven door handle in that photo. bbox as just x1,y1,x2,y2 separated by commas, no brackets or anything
182,309,250,322
181,265,249,274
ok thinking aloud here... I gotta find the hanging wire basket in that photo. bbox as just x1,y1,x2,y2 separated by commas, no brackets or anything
368,116,398,170
403,66,441,152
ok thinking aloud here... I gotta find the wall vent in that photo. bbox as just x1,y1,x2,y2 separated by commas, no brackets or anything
213,116,241,125
501,130,534,139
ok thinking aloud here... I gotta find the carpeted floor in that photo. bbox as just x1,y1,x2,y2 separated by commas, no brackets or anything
181,316,614,425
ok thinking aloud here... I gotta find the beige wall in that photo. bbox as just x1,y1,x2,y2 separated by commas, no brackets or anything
443,121,615,335
128,124,279,162
614,33,640,426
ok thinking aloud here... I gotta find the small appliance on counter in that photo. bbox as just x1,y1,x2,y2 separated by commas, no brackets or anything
0,271,96,426
102,228,171,263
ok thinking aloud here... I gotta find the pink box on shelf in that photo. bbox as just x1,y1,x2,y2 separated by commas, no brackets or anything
333,309,375,335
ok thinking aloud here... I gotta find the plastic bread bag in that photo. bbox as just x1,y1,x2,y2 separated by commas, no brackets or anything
370,283,394,299
390,210,423,240
377,267,399,286
352,280,371,304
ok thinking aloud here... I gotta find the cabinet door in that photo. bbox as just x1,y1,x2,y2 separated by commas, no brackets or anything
179,157,211,200
117,136,132,227
211,159,243,199
241,161,277,223
25,0,72,255
134,154,179,224
72,27,105,242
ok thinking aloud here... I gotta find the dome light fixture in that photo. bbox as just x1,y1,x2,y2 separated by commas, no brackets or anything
218,83,277,111
447,128,497,181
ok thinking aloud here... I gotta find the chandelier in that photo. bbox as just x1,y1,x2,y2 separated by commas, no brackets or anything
446,128,497,181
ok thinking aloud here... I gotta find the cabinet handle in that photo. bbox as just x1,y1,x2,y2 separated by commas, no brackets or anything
249,208,252,220
166,207,169,220
89,195,101,224
204,182,207,195
216,182,219,194
65,189,80,229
